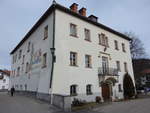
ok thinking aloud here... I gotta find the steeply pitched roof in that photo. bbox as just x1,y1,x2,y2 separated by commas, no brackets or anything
10,3,131,54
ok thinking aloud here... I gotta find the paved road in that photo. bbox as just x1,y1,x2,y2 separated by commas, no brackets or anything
0,92,65,113
0,92,150,113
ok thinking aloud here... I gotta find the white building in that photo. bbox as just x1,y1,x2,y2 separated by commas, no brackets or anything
10,2,136,109
0,70,10,90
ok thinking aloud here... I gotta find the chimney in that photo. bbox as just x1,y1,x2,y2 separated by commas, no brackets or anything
79,7,86,16
88,15,98,22
70,3,78,13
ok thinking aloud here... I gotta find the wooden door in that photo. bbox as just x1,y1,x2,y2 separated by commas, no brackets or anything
102,83,110,101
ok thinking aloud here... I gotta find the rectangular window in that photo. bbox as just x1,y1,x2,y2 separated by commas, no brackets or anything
12,55,15,64
116,61,121,72
70,23,77,37
99,34,108,47
124,62,128,72
19,50,22,59
26,62,29,73
42,53,47,68
114,40,119,50
3,79,6,83
17,67,20,76
85,55,92,68
122,43,126,52
118,84,122,92
84,28,91,41
27,42,30,52
70,85,77,96
22,55,25,64
70,52,77,66
44,25,48,40
86,84,92,95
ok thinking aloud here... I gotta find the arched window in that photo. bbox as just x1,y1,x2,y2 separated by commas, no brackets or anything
86,84,92,95
70,85,78,96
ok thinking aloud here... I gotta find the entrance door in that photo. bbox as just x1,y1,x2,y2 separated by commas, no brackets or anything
102,57,108,74
102,83,110,101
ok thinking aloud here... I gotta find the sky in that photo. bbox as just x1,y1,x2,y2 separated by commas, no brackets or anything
0,0,150,69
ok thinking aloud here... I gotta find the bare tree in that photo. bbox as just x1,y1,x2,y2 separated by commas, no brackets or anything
124,32,146,59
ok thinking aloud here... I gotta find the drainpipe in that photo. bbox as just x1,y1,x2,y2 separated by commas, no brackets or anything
50,1,56,104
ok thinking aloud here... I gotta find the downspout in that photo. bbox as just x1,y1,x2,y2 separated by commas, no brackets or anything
50,2,56,104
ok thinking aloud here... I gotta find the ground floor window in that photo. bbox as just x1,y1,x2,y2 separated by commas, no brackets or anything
70,85,77,96
118,84,122,92
86,84,92,95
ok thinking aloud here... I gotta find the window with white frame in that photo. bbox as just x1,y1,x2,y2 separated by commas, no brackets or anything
3,79,6,83
116,61,121,71
26,62,29,73
86,84,92,95
70,23,77,37
122,43,126,52
124,62,128,72
70,85,77,96
19,50,22,59
42,53,47,68
99,33,109,47
17,67,20,76
27,42,30,52
44,25,48,39
22,55,25,64
70,52,77,66
84,28,91,41
85,55,92,68
114,40,119,50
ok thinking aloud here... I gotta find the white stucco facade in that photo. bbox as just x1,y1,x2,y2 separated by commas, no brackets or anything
0,72,10,90
10,3,135,103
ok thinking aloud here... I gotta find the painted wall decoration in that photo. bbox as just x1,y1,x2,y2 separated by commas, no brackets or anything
30,43,42,70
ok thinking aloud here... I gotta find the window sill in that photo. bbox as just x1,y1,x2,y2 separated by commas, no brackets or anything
115,48,119,51
87,93,93,95
85,66,92,69
70,34,78,38
99,43,109,48
70,94,78,96
70,64,78,67
42,65,47,68
85,39,91,42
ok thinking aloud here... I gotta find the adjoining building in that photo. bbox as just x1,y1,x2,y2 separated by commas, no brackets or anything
0,69,10,91
10,2,136,110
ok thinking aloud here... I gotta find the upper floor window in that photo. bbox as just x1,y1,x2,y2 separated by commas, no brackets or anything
27,42,30,52
3,79,6,83
17,67,20,76
84,28,91,41
86,84,92,95
124,62,128,72
42,53,47,68
116,61,121,72
22,55,25,64
19,50,22,59
85,55,92,68
44,25,48,40
26,62,29,73
122,43,126,52
70,23,77,37
70,85,77,96
114,40,119,50
12,55,15,64
99,33,109,47
70,52,77,66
